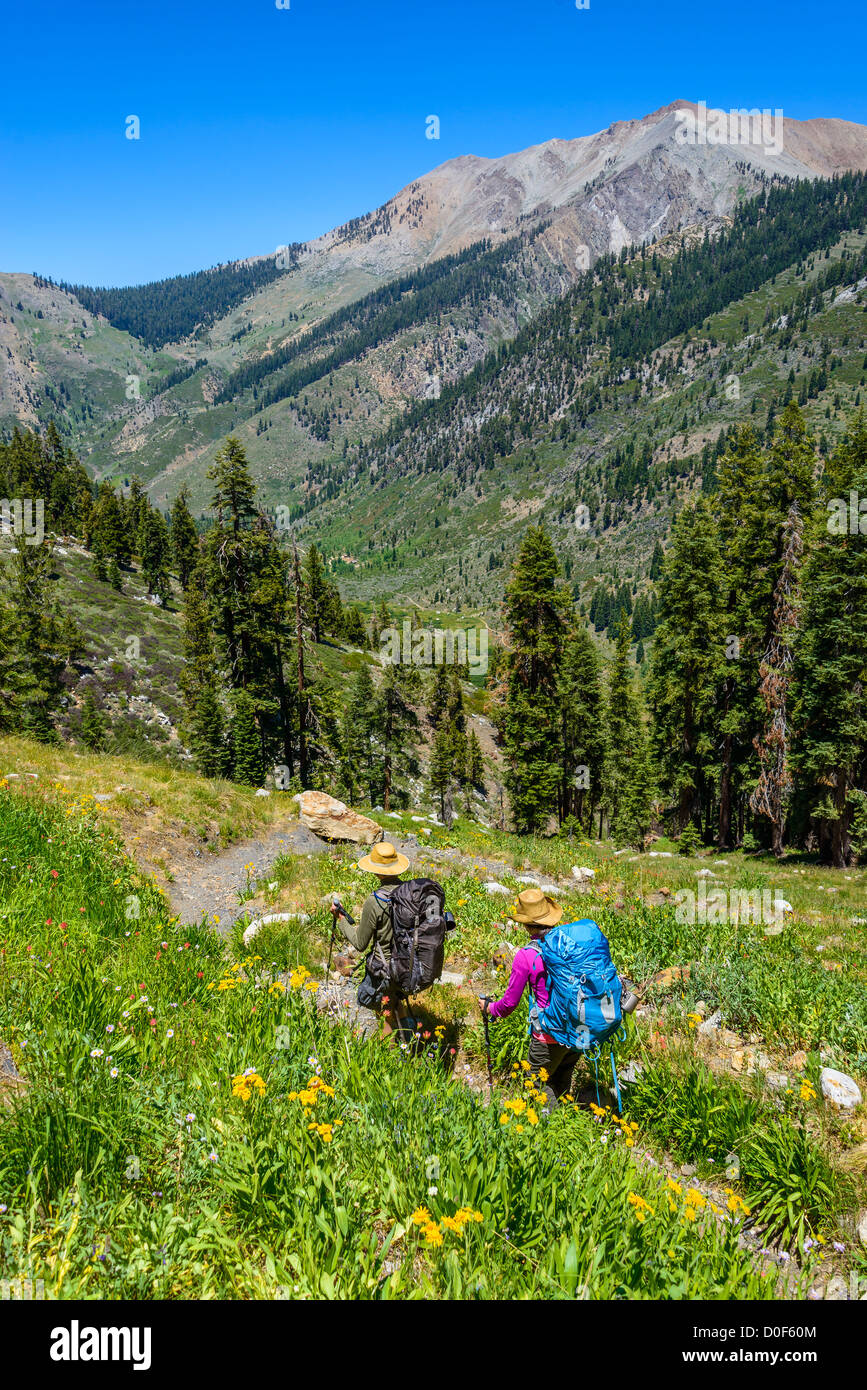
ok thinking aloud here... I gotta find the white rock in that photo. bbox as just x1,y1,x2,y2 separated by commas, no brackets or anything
483,881,510,896
437,970,465,987
255,788,271,797
697,868,716,878
698,1009,722,1036
765,1071,790,1092
243,911,310,947
515,874,540,885
857,1211,867,1248
820,1067,862,1110
648,851,673,858
387,812,402,819
539,883,561,894
268,882,278,891
571,866,596,882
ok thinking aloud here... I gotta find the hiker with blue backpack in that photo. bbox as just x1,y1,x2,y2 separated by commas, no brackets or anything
483,887,627,1112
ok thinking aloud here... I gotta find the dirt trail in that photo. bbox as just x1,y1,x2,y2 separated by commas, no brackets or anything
164,819,529,932
166,821,331,929
157,816,805,1291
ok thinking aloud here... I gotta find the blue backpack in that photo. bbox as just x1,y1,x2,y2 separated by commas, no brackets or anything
528,919,625,1108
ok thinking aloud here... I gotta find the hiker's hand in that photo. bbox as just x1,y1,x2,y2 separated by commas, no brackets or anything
329,901,340,919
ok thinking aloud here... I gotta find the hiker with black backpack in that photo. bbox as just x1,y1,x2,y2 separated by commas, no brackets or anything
330,841,455,1036
483,887,626,1113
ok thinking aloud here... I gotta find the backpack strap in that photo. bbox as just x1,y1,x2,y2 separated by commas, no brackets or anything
369,891,393,978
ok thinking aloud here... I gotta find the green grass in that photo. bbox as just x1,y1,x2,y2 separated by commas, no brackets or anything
0,781,814,1299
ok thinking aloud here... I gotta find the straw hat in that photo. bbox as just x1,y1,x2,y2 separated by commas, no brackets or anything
356,840,410,877
510,887,563,928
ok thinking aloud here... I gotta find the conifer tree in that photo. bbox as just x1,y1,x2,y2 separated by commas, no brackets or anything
502,527,569,833
377,662,420,812
792,413,867,865
429,723,455,822
0,541,82,741
230,689,263,786
339,664,380,803
467,728,485,787
751,502,805,855
79,690,106,751
303,543,330,643
602,610,650,841
712,425,767,846
427,664,450,728
558,625,606,830
170,486,200,590
138,506,171,604
191,685,228,779
342,605,367,647
649,499,727,835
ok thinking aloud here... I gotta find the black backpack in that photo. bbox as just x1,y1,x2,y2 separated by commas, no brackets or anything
371,878,449,997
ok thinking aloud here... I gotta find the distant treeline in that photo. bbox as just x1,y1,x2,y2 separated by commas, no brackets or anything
55,253,301,348
365,172,867,488
214,228,546,407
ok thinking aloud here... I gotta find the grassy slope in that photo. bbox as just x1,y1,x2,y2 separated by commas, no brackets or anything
1,747,865,1295
0,777,829,1300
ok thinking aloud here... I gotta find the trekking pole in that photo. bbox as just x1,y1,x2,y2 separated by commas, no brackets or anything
479,996,494,1090
327,899,355,976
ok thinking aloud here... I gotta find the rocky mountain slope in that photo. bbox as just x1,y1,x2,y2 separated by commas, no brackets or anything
2,100,867,610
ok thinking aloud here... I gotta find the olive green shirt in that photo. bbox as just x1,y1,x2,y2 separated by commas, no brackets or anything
339,879,399,959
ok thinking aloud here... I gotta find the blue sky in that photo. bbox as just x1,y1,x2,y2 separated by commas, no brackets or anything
2,0,865,286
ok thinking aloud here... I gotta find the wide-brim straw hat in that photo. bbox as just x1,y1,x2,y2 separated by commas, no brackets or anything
510,887,563,928
356,840,410,876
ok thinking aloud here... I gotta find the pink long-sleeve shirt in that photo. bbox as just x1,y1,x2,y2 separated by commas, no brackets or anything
488,944,556,1042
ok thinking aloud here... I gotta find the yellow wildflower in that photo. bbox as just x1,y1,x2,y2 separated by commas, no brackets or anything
410,1206,433,1226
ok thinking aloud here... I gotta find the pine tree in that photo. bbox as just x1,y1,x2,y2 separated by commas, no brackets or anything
649,499,727,836
429,723,455,822
377,663,420,811
603,610,651,842
712,425,767,847
170,486,200,590
192,685,228,779
792,417,867,864
0,541,82,741
750,501,805,856
558,625,606,830
427,664,450,728
230,689,263,786
502,527,569,833
79,690,106,751
108,558,123,591
342,605,367,647
339,664,380,803
303,543,330,643
138,506,171,604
